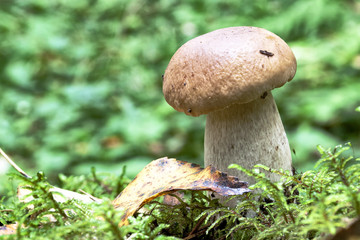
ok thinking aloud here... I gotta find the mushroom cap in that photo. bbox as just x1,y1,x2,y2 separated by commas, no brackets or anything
163,26,297,117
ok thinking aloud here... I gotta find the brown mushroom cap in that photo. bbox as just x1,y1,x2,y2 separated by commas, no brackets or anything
163,26,297,117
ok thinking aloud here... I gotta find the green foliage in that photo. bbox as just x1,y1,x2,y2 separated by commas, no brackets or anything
0,0,359,182
197,143,360,239
145,191,221,238
1,143,358,239
58,165,130,200
0,0,360,237
1,170,178,239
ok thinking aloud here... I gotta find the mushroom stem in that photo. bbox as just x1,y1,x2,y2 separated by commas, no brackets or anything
204,92,292,185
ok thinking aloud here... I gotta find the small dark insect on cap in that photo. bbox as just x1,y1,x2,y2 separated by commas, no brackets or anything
259,50,274,57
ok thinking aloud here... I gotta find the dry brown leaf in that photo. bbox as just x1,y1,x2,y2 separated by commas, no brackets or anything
112,157,250,226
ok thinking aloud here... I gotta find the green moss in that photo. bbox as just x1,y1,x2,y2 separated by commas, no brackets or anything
0,143,359,239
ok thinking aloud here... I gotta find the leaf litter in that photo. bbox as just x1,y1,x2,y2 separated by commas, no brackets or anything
112,157,250,225
0,149,250,233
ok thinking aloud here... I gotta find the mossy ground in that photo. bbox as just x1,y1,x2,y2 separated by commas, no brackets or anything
0,143,359,239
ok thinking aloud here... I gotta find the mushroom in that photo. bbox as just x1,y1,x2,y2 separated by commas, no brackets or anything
163,26,297,184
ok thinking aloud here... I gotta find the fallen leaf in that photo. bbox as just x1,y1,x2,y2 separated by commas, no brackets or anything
18,186,103,206
112,157,250,226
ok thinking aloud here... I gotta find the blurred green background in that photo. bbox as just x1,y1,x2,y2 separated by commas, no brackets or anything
0,0,359,185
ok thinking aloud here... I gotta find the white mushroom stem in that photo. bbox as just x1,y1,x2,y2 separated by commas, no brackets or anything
204,92,292,185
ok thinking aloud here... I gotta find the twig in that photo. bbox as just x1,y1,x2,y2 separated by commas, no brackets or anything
79,189,103,203
183,224,211,240
0,148,31,178
187,214,207,237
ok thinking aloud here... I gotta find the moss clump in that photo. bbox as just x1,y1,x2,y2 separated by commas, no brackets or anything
196,143,360,239
0,143,359,239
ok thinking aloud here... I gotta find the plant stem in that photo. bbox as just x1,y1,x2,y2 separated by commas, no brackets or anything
0,148,31,178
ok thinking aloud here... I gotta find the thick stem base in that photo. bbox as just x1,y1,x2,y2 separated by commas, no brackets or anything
204,93,292,185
